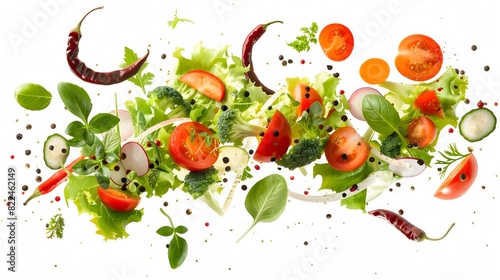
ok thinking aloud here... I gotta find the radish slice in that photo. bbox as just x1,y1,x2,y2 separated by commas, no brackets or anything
120,142,150,176
110,161,129,185
389,157,426,177
110,110,133,141
348,87,382,121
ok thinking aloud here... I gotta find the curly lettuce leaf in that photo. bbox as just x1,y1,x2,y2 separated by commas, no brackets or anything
64,175,143,240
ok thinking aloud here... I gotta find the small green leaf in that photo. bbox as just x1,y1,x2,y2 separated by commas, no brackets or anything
175,225,188,234
14,83,52,111
89,113,120,134
168,234,188,269
157,226,174,236
57,82,92,123
83,191,97,205
65,120,86,138
362,94,401,136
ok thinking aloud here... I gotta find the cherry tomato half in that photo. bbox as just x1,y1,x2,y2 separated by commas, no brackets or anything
434,153,478,200
325,126,371,171
413,90,445,118
407,116,437,148
292,83,323,116
319,23,354,61
253,110,292,162
395,34,443,81
169,121,220,171
97,186,141,212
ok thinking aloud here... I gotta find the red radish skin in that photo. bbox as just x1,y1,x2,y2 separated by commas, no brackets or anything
348,87,382,121
120,142,150,176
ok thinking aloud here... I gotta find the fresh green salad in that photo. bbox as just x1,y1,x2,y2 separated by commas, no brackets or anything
15,10,497,269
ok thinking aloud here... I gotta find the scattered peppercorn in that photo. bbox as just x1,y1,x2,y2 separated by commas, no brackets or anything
50,123,56,129
163,201,169,207
278,55,284,60
326,214,332,219
398,209,404,215
26,124,32,130
241,185,248,191
333,72,340,78
341,115,348,122
16,133,23,140
287,59,293,64
161,53,166,59
327,65,333,70
186,209,192,215
221,105,228,111
471,45,477,51
25,150,31,156
22,185,29,191
282,60,288,66
484,65,490,71
190,99,196,105
35,176,42,182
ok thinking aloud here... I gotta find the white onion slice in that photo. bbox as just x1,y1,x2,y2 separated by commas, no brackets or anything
110,110,134,141
134,118,191,143
389,157,426,177
348,87,382,121
120,142,150,176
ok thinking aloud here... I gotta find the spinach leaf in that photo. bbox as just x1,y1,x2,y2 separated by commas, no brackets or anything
237,174,288,242
14,83,52,111
362,94,401,136
314,162,372,193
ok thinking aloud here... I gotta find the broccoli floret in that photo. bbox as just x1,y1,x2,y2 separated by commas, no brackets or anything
147,86,192,118
380,132,402,158
216,108,267,145
276,137,326,170
182,166,221,199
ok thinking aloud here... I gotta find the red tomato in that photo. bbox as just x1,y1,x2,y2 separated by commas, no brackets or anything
169,122,220,171
179,70,225,101
292,83,323,116
407,116,437,148
395,34,443,81
253,110,292,162
97,186,141,212
319,23,354,61
325,126,370,171
414,90,445,118
434,153,478,200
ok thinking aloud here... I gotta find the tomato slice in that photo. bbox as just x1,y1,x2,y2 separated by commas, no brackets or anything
169,121,220,171
359,58,390,84
253,110,292,162
395,34,443,81
434,153,478,200
292,83,323,116
179,70,225,101
325,126,370,171
407,116,437,148
319,23,354,61
97,186,141,212
413,90,445,118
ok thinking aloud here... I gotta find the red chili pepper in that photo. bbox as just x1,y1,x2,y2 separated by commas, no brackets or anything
242,20,282,95
368,209,455,242
23,155,85,205
66,6,149,85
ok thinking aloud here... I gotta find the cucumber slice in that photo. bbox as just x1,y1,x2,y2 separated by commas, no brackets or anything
43,133,70,169
459,107,497,142
213,146,250,174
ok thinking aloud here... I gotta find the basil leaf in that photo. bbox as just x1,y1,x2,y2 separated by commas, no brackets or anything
237,174,288,242
89,113,120,134
65,120,86,138
14,83,52,111
72,159,95,175
314,162,372,192
175,226,188,234
168,234,188,269
95,166,110,189
102,129,121,154
58,82,92,123
362,94,401,135
156,226,174,237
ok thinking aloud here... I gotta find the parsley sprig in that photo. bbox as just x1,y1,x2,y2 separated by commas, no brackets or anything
46,213,65,239
120,47,155,95
287,22,319,53
167,9,195,29
435,143,471,179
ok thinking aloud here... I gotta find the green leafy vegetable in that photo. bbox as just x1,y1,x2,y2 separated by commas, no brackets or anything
157,208,188,269
14,83,52,111
237,174,288,242
167,9,195,29
120,47,155,95
435,143,471,179
287,22,318,52
46,213,65,239
362,94,401,136
314,162,372,193
380,132,402,158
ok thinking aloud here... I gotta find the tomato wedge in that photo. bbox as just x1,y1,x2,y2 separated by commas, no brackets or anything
407,116,437,148
169,121,220,171
179,70,225,101
414,90,445,118
253,110,292,162
434,153,478,200
359,58,390,84
292,83,323,116
325,126,370,171
319,23,354,61
97,186,141,212
395,34,443,81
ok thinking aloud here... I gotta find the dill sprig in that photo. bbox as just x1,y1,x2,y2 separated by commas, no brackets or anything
435,143,471,179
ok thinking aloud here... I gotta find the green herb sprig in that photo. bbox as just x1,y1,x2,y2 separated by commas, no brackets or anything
167,9,195,29
435,143,471,179
287,22,318,52
46,213,65,239
120,47,155,95
157,209,189,269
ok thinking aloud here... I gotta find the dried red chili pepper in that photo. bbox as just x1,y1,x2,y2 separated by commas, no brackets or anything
242,20,282,95
368,209,455,242
66,6,149,85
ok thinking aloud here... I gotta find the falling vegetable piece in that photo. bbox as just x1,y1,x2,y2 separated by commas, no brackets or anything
179,70,225,102
368,209,455,242
359,58,390,84
434,153,478,200
66,6,149,85
242,20,283,95
24,155,86,205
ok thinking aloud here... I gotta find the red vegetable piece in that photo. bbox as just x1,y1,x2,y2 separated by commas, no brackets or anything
253,110,292,162
179,70,225,102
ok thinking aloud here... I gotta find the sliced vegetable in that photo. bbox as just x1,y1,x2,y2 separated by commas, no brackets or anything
253,110,292,162
324,126,371,171
44,133,70,170
413,90,445,118
395,34,443,81
97,186,141,212
213,146,250,174
110,161,129,186
168,121,220,171
292,83,323,116
179,70,225,101
318,23,354,61
110,109,134,141
389,157,426,177
120,142,150,176
348,87,382,121
434,153,478,200
459,107,497,142
407,116,437,148
359,58,390,84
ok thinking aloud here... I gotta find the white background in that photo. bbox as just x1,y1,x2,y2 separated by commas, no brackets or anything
1,0,500,279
